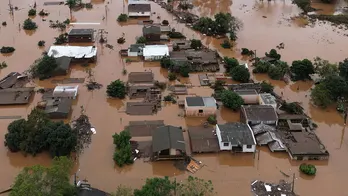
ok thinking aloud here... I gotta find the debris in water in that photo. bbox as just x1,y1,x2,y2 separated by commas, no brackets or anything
251,180,297,196
86,81,103,91
72,110,93,156
105,44,114,50
90,127,96,134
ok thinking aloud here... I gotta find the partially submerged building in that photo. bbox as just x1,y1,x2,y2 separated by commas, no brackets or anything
42,98,73,119
52,56,72,76
48,46,97,62
168,85,188,95
152,125,186,160
258,93,277,109
234,89,259,104
128,0,151,17
127,44,145,57
172,40,191,50
188,126,220,153
215,123,256,153
251,124,285,152
127,72,161,99
0,72,27,89
126,102,158,115
127,120,164,137
52,85,79,99
227,83,261,93
0,87,34,105
184,96,217,117
68,29,94,43
241,105,278,126
142,25,161,41
170,50,219,71
143,45,169,61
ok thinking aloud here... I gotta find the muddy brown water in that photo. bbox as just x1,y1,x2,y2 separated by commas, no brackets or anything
0,0,348,195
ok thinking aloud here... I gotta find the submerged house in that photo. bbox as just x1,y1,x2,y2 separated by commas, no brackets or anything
234,89,259,104
48,46,97,62
241,105,278,126
68,29,94,43
52,56,72,76
251,124,285,152
258,93,277,109
127,44,145,57
170,50,219,71
215,123,256,153
52,85,79,99
143,45,169,61
42,98,73,119
142,25,162,42
152,125,186,161
0,87,34,105
0,72,27,89
128,0,151,17
184,96,217,117
127,72,160,99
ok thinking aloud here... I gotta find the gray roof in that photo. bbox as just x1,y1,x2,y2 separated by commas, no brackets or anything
0,87,34,105
234,89,258,95
142,25,161,35
152,125,185,152
242,105,278,122
217,123,255,145
259,93,276,105
128,72,154,83
129,44,145,52
55,56,72,71
251,124,276,135
45,98,72,115
185,97,216,107
0,72,22,89
69,29,94,36
128,3,151,13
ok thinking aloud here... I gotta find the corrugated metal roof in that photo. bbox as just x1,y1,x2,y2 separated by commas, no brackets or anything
143,45,169,57
152,125,185,152
53,85,78,98
48,46,97,58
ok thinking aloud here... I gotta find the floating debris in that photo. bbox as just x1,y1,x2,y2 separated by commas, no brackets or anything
251,180,297,196
86,81,103,91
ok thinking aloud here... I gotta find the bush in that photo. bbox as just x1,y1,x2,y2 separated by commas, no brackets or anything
162,20,169,25
136,36,147,44
85,3,93,8
299,163,316,175
117,37,125,44
241,48,254,56
231,65,250,83
107,79,126,98
160,56,174,69
0,61,8,69
180,63,190,77
280,102,304,114
221,90,244,110
168,31,186,38
2,21,7,26
23,18,38,30
221,40,231,49
168,72,177,81
260,81,274,93
30,55,58,78
38,40,45,47
229,31,237,41
223,57,239,72
39,9,49,16
207,115,217,125
117,14,128,22
164,95,174,101
0,47,15,53
265,49,281,60
54,33,68,45
112,130,133,167
190,39,202,50
28,9,37,16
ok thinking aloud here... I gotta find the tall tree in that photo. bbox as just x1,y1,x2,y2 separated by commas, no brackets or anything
220,90,244,110
65,0,77,19
231,65,250,83
339,58,348,80
314,57,338,78
107,79,126,98
134,177,175,196
290,59,315,81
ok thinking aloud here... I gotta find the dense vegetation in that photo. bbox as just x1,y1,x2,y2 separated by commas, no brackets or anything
167,31,186,39
168,72,177,81
231,65,250,83
260,81,274,93
190,39,202,50
290,59,315,81
0,46,15,53
299,163,317,175
220,90,244,110
224,57,239,72
136,36,147,44
23,18,38,30
37,40,45,47
28,9,37,16
113,130,133,167
117,13,128,22
107,79,126,98
30,55,58,79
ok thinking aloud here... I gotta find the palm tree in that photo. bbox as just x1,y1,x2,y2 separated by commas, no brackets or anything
65,0,77,19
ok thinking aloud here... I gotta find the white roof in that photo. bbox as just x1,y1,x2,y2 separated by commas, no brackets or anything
128,0,150,4
48,46,97,58
143,45,169,57
53,85,79,98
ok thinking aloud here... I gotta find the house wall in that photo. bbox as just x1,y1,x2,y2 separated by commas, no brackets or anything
215,125,232,150
239,94,259,104
242,144,256,152
185,106,217,117
68,35,93,43
247,120,277,126
144,55,166,61
128,50,138,57
128,11,151,17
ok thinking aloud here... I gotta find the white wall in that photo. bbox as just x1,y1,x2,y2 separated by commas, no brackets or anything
216,125,232,150
144,55,165,61
242,144,256,152
128,50,138,57
128,11,151,17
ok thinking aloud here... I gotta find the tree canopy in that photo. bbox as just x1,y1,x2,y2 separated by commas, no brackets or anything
10,156,76,196
260,81,274,93
339,58,348,80
107,79,126,98
265,49,281,60
314,57,338,78
30,55,58,79
134,177,175,196
223,57,239,72
136,36,147,44
231,65,250,83
113,130,133,167
220,90,244,110
190,39,202,50
290,59,315,81
179,63,190,77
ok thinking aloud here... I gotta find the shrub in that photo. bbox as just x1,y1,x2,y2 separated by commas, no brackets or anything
168,31,186,38
299,163,316,175
221,90,244,110
117,37,126,44
117,14,128,22
28,9,37,16
164,95,174,101
39,9,49,16
54,34,68,45
190,39,202,50
179,63,190,77
241,48,254,56
221,40,231,49
229,31,237,41
106,79,126,98
162,20,169,25
168,72,177,81
231,65,250,83
0,47,15,53
260,81,274,93
38,40,45,47
207,115,217,125
2,22,7,26
0,61,8,69
23,18,38,30
136,36,147,44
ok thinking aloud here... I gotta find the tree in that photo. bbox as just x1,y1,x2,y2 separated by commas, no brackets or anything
113,130,131,149
320,75,348,100
253,61,271,73
223,57,239,72
30,55,58,78
279,102,304,114
46,122,77,157
160,56,174,69
28,9,36,16
107,79,126,98
177,176,215,196
113,185,133,196
134,177,175,196
117,14,128,22
179,63,190,77
311,83,333,108
260,81,274,93
38,40,45,47
23,18,38,30
0,46,15,53
292,0,311,12
168,72,177,81
231,65,250,83
299,163,316,175
65,0,77,19
72,113,93,156
314,57,338,78
10,156,75,196
339,58,348,80
190,39,202,50
162,20,169,25
229,31,237,41
290,59,315,81
265,49,281,60
136,36,147,44
113,130,133,167
220,90,244,110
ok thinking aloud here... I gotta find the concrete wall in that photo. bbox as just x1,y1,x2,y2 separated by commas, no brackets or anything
128,51,138,57
128,11,151,17
216,125,232,150
144,55,165,61
185,106,216,117
242,144,256,152
240,94,259,104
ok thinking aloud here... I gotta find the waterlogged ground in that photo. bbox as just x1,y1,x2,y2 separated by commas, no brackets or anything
0,0,348,195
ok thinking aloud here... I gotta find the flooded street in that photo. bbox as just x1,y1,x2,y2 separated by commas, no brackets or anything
0,0,348,195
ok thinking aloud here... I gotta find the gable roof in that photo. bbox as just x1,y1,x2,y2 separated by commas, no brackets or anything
241,105,278,122
45,98,72,115
185,97,216,107
128,44,145,52
55,56,72,71
53,85,79,98
152,125,185,152
217,123,255,145
142,25,161,35
128,72,154,83
128,3,151,13
68,29,94,36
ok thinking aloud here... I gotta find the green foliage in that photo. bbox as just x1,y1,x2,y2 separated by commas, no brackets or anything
280,102,304,114
292,0,311,12
260,81,274,93
179,63,190,77
10,156,75,196
231,65,250,83
168,31,186,38
63,19,70,24
241,48,254,56
0,46,15,53
311,83,333,108
320,0,333,3
4,109,77,157
190,39,202,50
314,57,338,78
207,115,217,125
37,40,45,47
253,61,271,73
113,130,133,167
265,49,281,60
164,95,174,101
268,61,290,80
54,33,68,45
290,59,315,81
339,58,348,80
65,0,77,8
221,90,244,110
212,80,225,91
299,163,316,175
223,57,239,72
117,14,128,22
113,185,133,196
134,177,175,196
136,36,147,44
85,3,93,8
30,55,58,78
229,31,237,41
23,18,38,30
28,9,37,16
168,72,177,81
321,75,348,100
221,40,231,48
107,79,126,98
162,20,169,25
0,61,8,69
160,56,174,69
39,9,49,16
177,176,215,196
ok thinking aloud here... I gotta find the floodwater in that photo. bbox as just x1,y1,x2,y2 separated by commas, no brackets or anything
0,0,348,195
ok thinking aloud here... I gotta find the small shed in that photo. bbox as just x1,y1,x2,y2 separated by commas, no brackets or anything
184,96,217,117
259,93,277,109
68,29,94,43
53,85,79,99
128,44,145,57
240,105,278,126
143,45,169,61
234,89,259,104
152,125,186,161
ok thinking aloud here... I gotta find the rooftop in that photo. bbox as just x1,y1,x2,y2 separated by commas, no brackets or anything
143,25,161,35
259,93,277,105
48,46,97,58
44,98,73,116
126,102,156,115
188,126,220,153
170,50,218,64
241,105,278,122
0,72,23,89
0,87,34,105
185,96,216,107
68,29,94,36
53,85,79,98
234,89,258,95
128,3,151,12
217,123,256,145
127,120,164,137
143,45,169,57
227,83,261,92
152,125,185,152
128,72,154,83
55,56,72,72
128,44,145,53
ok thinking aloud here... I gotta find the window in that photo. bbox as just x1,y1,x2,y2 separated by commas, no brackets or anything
198,109,203,113
223,143,229,146
246,145,252,149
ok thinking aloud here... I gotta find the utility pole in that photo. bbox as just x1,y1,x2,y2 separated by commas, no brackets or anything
123,0,125,14
105,5,108,20
291,173,295,192
8,0,14,16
